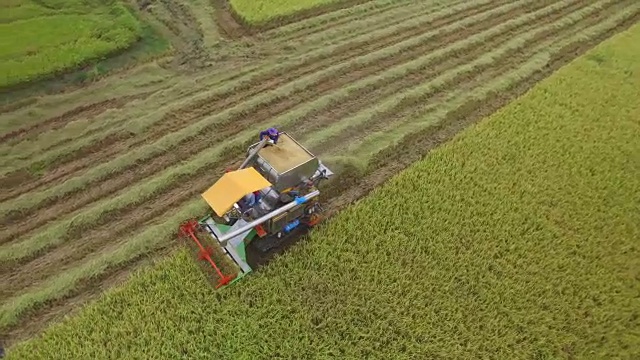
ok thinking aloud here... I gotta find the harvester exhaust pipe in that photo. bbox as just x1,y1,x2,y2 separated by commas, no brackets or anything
179,220,235,288
218,190,320,247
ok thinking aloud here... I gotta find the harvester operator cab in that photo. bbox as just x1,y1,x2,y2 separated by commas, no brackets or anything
199,131,333,249
181,131,333,288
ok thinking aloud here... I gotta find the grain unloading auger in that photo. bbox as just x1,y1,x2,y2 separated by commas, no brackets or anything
178,131,333,289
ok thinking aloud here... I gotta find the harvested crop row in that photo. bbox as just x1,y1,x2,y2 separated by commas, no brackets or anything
342,1,640,161
313,0,637,155
1,0,506,181
270,0,488,47
266,0,433,42
0,61,255,164
0,67,263,205
0,0,525,220
6,19,640,359
300,0,600,151
0,1,480,207
0,0,447,175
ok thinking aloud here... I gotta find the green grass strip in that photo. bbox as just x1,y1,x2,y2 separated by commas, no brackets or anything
230,0,358,25
266,0,414,38
6,19,640,359
270,0,462,45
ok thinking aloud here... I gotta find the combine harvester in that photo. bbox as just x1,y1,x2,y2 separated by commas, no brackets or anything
179,130,333,289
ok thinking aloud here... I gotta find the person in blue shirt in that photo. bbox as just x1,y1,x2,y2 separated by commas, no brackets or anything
259,127,280,145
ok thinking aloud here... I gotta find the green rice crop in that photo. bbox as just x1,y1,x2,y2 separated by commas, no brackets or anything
0,0,143,88
268,0,457,44
230,0,347,25
6,17,639,360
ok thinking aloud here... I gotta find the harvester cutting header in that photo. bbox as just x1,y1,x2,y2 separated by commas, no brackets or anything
179,128,333,289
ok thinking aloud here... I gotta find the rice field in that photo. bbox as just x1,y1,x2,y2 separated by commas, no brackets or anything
0,0,142,88
5,18,639,359
1,0,639,350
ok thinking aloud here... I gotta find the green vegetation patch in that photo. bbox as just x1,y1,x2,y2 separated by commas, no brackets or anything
0,0,143,88
229,0,348,25
7,22,640,360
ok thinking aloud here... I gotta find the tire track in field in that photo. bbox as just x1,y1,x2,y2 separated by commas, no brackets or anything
0,0,516,231
4,2,640,342
0,93,152,145
0,87,162,174
311,0,628,156
5,0,506,188
0,0,598,290
0,93,152,196
0,0,545,288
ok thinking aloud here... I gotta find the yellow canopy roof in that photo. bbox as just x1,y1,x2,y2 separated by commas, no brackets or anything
201,167,272,217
